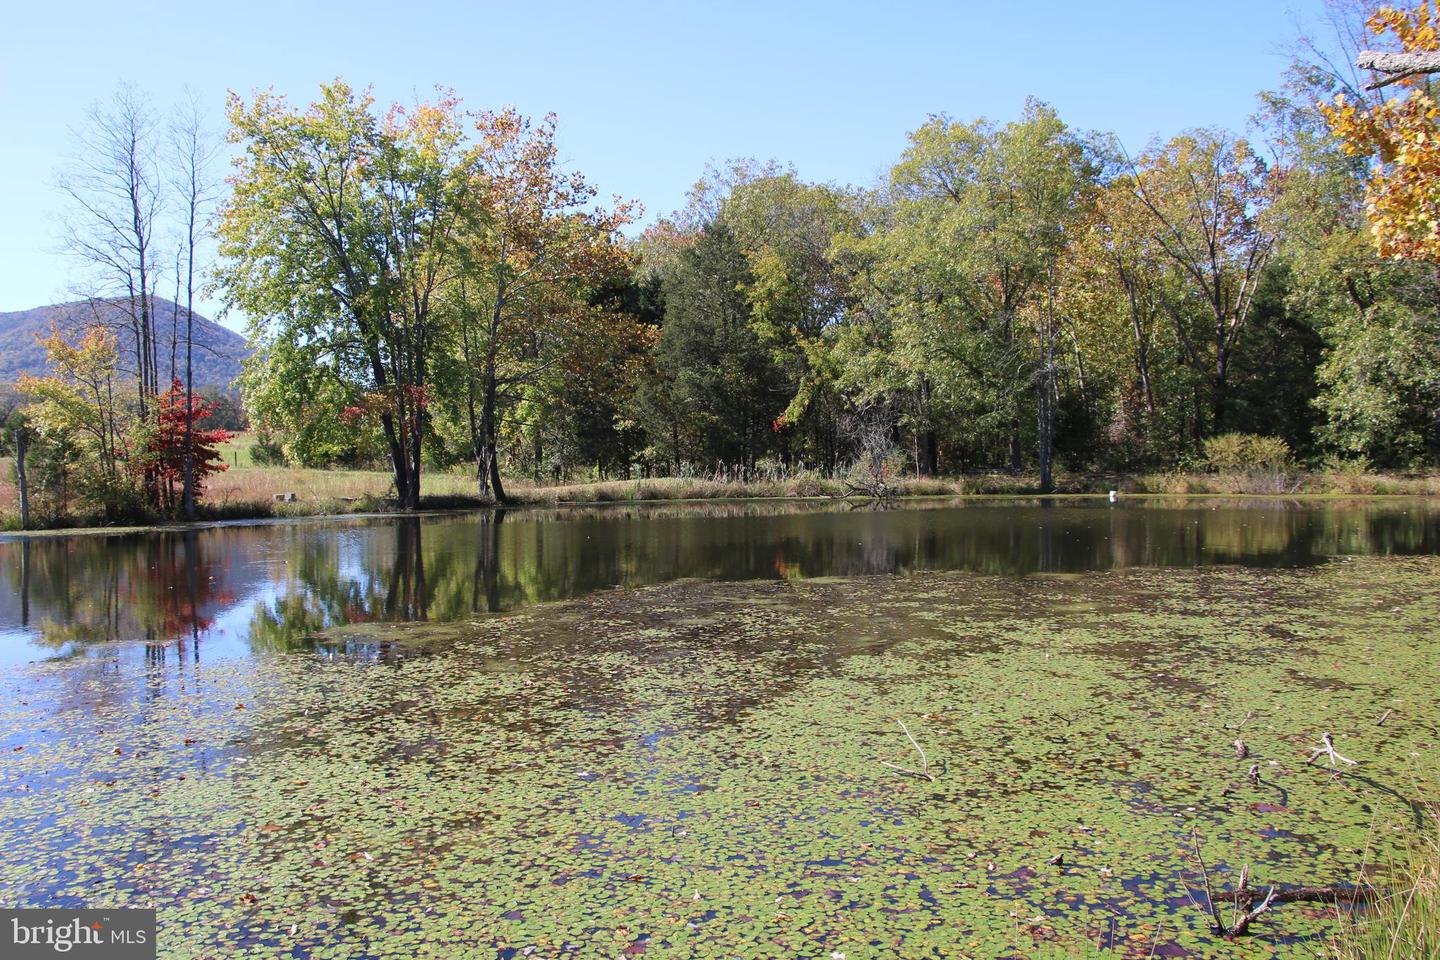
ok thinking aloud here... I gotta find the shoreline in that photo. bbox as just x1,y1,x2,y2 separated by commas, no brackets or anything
3,481,1438,540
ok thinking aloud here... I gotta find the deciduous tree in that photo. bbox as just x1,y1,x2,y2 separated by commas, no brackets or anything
442,109,638,502
1129,131,1276,433
144,378,233,511
1324,2,1440,261
869,101,1097,489
17,325,138,518
219,82,472,509
58,86,164,427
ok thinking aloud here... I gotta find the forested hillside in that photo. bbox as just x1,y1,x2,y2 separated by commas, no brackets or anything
0,298,245,389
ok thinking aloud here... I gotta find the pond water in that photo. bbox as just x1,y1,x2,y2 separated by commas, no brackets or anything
2,498,1438,666
1,498,1439,958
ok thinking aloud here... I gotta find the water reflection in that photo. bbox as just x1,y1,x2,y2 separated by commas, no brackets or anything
2,498,1437,664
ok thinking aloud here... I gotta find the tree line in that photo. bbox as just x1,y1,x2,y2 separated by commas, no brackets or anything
5,86,236,525
10,1,1440,520
228,13,1439,501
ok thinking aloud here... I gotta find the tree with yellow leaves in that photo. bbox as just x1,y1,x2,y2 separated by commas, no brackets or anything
17,324,140,518
1324,2,1440,260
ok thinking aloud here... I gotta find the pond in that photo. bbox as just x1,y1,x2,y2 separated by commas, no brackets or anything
1,498,1439,957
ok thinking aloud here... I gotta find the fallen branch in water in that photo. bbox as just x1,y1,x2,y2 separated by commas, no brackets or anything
1225,710,1255,730
1233,882,1376,907
879,718,936,781
1183,828,1227,935
1230,887,1278,936
1307,732,1358,769
1183,829,1378,939
1228,865,1278,937
832,478,895,503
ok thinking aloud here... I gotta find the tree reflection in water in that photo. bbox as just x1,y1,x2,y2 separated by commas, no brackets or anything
2,498,1437,663
2,527,237,657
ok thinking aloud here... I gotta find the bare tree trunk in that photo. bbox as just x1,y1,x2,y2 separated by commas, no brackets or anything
917,376,939,476
61,86,167,511
922,430,939,476
1213,354,1229,434
482,359,507,503
1134,335,1156,417
1119,269,1158,417
466,378,490,497
1036,335,1057,495
459,317,491,498
181,296,195,518
169,266,179,387
478,280,509,504
379,409,410,505
363,338,411,506
405,354,425,511
1357,50,1440,74
14,429,28,530
1037,382,1054,493
175,101,214,522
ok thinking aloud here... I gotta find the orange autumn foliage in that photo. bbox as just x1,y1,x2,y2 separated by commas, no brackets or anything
1323,2,1440,261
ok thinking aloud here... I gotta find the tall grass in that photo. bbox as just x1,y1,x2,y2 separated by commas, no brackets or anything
1332,830,1440,960
5,461,1440,532
510,474,977,504
1130,471,1440,497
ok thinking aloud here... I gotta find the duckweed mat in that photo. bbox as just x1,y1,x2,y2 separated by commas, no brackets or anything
3,557,1439,958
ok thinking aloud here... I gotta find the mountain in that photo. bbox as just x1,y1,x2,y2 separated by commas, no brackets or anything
0,298,248,390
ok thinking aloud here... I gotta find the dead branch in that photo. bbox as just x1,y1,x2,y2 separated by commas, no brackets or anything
1186,828,1227,935
1377,709,1393,727
1228,864,1250,929
1185,829,1378,939
1230,885,1278,937
833,478,894,503
834,405,900,504
879,718,936,782
1306,732,1358,769
1233,884,1376,907
1357,50,1440,89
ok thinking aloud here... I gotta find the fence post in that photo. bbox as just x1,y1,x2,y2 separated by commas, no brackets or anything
15,429,29,530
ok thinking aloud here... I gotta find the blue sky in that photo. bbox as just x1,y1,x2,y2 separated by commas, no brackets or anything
1,0,1339,328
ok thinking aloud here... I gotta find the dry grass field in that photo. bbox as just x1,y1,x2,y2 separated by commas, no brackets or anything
3,455,1439,530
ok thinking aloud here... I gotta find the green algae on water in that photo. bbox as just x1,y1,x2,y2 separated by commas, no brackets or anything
2,556,1439,958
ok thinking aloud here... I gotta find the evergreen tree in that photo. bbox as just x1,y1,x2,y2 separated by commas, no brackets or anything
640,224,786,474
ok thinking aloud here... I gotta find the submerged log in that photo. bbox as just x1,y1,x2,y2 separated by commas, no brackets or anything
1234,883,1376,907
1186,828,1380,940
